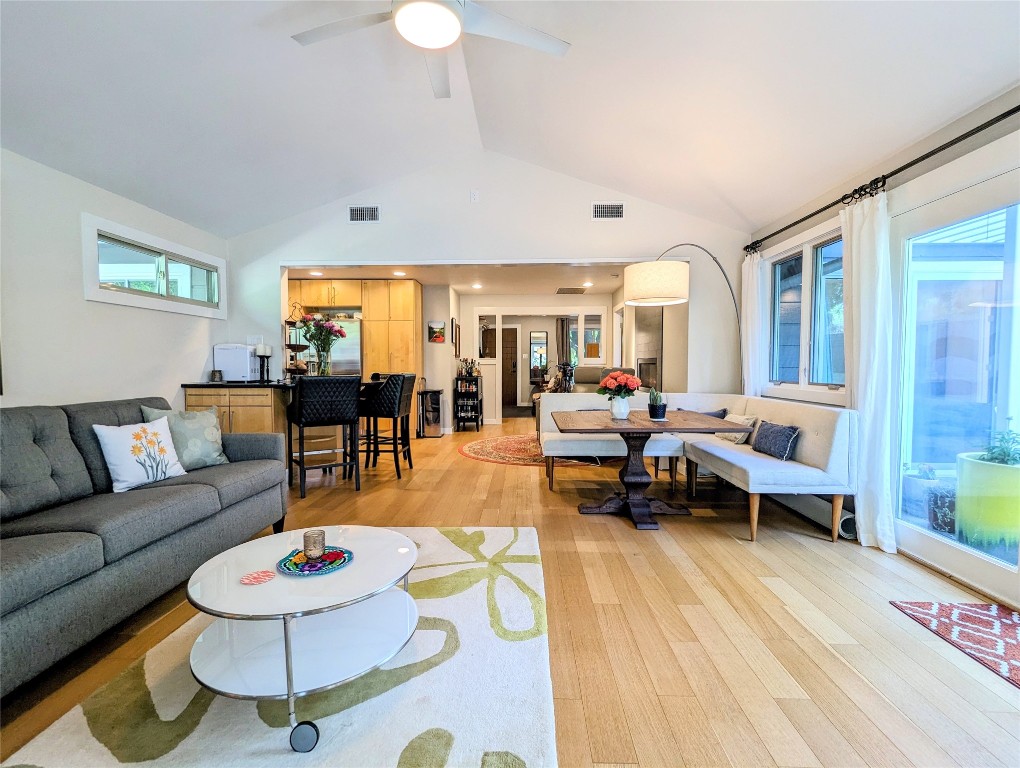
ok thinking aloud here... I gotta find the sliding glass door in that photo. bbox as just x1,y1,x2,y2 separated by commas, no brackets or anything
896,201,1019,598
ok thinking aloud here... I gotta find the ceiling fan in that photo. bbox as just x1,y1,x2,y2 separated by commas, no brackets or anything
292,0,570,99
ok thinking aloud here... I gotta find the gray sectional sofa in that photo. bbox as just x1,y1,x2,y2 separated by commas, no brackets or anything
0,397,288,696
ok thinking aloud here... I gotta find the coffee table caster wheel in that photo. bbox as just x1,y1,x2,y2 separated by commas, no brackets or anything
290,721,319,752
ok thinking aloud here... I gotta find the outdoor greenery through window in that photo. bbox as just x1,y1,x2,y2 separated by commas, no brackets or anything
98,235,219,308
769,235,844,391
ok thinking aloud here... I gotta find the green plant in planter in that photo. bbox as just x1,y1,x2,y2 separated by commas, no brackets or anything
955,425,1020,564
647,388,667,419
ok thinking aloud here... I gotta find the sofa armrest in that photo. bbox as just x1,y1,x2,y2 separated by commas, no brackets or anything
222,432,286,463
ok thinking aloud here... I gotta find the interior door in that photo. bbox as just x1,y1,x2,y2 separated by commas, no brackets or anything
502,328,517,407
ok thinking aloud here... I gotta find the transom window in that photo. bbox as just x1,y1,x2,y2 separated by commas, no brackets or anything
83,214,227,320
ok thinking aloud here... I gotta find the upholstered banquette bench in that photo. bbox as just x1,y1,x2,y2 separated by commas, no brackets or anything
539,392,858,542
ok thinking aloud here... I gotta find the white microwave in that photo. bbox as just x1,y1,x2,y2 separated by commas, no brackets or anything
214,344,259,382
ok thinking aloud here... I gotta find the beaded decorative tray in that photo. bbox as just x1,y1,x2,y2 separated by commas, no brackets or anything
276,546,353,577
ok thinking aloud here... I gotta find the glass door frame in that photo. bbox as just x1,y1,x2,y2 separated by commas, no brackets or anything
889,161,1020,606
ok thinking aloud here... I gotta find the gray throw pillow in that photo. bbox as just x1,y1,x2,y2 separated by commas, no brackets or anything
140,406,229,471
677,407,728,420
751,420,800,461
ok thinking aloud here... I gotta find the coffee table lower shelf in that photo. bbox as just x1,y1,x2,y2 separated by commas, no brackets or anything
190,587,417,751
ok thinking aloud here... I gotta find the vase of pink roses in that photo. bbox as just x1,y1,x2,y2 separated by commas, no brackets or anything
597,371,641,419
296,314,347,375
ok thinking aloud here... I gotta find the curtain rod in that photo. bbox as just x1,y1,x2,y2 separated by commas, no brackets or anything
743,103,1020,254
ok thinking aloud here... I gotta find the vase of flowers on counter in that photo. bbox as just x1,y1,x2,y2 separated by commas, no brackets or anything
597,371,641,419
296,314,347,375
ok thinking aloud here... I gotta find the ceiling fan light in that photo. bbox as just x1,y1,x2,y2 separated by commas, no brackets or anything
623,261,689,306
394,0,462,49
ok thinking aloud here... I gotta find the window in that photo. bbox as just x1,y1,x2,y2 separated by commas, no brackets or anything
83,215,226,319
764,223,845,404
898,204,1018,567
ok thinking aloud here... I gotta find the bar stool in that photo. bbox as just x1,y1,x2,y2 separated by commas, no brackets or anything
359,373,416,479
287,375,361,498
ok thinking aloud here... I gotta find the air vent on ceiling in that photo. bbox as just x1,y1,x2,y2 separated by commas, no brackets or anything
556,287,587,295
348,205,380,223
592,201,624,220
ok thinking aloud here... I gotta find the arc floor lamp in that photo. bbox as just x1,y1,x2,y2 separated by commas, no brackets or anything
622,243,742,386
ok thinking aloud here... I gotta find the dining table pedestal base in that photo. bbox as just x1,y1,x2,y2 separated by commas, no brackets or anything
577,432,690,530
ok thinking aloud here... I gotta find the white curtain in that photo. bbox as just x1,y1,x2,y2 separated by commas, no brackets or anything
842,193,897,553
740,250,767,396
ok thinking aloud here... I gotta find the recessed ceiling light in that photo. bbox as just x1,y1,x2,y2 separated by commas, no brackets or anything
393,271,406,276
471,283,482,289
309,271,323,276
582,281,594,288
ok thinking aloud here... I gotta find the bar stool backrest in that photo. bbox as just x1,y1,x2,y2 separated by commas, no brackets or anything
362,373,416,418
288,375,361,427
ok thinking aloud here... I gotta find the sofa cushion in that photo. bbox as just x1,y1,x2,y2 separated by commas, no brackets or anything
0,407,93,520
684,439,849,494
0,484,220,564
0,532,105,615
61,398,171,494
148,460,285,509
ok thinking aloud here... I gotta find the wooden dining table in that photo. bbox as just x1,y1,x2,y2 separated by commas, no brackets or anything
550,409,752,530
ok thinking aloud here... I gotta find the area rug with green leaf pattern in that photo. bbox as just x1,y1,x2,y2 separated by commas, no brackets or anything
5,528,556,768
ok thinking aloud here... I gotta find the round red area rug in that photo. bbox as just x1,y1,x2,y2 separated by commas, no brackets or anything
458,434,548,465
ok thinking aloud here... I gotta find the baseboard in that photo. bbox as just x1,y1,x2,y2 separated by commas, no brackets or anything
442,427,454,435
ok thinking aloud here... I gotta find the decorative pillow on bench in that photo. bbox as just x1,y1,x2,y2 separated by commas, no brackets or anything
678,407,728,420
92,416,187,492
716,413,757,444
751,420,800,460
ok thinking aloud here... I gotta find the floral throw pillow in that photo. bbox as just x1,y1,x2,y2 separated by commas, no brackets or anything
92,416,187,492
141,406,229,471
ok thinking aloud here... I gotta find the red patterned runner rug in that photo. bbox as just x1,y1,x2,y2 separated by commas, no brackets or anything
890,601,1020,689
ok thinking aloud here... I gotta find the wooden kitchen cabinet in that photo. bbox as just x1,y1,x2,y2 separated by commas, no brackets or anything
361,280,423,382
291,279,363,310
184,386,287,435
388,280,417,320
362,319,389,378
362,280,390,319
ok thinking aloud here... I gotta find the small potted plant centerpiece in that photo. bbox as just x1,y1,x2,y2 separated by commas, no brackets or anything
648,388,667,420
955,425,1020,562
597,371,641,419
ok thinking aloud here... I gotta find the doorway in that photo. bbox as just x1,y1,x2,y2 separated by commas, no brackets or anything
501,327,523,417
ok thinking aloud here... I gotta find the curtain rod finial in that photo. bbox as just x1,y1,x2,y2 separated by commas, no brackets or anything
744,242,762,255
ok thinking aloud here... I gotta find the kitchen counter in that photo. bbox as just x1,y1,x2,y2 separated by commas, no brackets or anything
182,381,294,389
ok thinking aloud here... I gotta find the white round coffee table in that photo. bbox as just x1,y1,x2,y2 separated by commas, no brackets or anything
187,525,418,752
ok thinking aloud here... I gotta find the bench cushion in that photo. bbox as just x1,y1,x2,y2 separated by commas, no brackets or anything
541,432,627,457
0,533,105,615
0,484,221,563
684,439,851,494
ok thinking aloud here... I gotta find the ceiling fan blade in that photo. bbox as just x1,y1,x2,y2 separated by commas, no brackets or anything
462,2,570,57
424,50,451,98
292,12,392,46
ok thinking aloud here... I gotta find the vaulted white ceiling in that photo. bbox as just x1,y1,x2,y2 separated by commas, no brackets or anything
2,1,1018,238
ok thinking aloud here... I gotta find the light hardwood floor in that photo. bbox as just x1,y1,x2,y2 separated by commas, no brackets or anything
2,417,1019,766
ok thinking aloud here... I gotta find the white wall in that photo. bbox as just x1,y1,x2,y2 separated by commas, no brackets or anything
0,151,229,408
422,284,457,431
226,149,749,392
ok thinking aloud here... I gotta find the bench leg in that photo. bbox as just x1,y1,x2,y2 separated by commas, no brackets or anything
546,457,555,491
749,493,760,542
686,459,698,498
653,459,659,479
831,494,844,542
669,457,677,494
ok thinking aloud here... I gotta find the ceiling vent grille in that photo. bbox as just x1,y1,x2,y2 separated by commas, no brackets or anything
348,205,380,223
556,287,587,295
592,201,624,220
